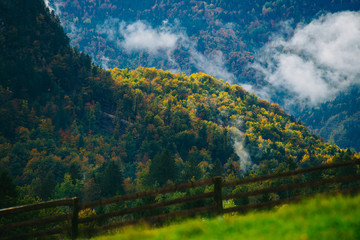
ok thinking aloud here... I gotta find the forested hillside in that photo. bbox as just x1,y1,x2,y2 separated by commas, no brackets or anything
47,0,360,151
0,0,116,206
298,87,360,151
0,0,358,209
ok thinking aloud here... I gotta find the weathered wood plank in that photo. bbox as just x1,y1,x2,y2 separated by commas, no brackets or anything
72,197,80,239
223,195,303,214
79,192,213,224
213,176,223,215
0,214,71,231
80,178,213,209
223,160,360,188
223,186,360,214
0,226,67,240
223,174,360,200
95,205,216,232
0,198,74,216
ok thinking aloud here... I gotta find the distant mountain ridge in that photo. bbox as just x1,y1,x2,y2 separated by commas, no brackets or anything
47,0,360,151
298,87,360,151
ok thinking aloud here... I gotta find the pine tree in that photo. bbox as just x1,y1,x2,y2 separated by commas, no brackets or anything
0,168,18,208
98,161,125,198
68,161,82,184
41,172,57,200
182,155,202,182
211,159,224,177
83,178,101,202
148,149,178,186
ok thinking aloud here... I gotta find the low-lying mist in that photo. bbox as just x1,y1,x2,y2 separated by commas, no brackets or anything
95,19,237,83
252,11,360,108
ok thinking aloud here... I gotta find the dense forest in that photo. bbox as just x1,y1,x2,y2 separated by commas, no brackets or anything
0,0,359,211
298,87,360,151
47,0,360,151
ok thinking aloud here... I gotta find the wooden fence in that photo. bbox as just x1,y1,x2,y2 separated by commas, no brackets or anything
0,159,359,239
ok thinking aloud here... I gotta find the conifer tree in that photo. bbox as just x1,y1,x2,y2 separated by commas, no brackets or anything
0,168,17,208
98,161,125,198
148,149,178,186
211,159,224,177
182,155,202,182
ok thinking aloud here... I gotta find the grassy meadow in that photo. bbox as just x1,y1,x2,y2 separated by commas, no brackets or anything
88,193,360,240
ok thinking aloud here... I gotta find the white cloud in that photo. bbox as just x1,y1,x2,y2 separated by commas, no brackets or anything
95,19,236,82
253,11,360,106
45,0,62,15
100,56,110,70
97,19,179,55
44,0,54,12
96,18,122,42
190,50,236,83
120,21,179,54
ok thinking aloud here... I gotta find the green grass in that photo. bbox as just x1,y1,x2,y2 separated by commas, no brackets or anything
89,194,360,240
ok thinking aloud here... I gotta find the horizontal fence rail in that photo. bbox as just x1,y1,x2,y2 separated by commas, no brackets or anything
0,214,72,232
78,192,214,224
95,205,217,233
222,185,360,215
223,174,360,201
77,177,219,234
0,197,79,240
0,159,359,239
223,159,360,188
80,178,213,209
4,226,68,240
0,198,74,216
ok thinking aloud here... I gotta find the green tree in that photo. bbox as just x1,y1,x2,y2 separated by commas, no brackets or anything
97,161,125,198
31,172,57,201
54,173,82,199
0,168,18,208
181,155,202,182
211,159,224,177
82,177,101,203
148,150,178,186
68,161,82,184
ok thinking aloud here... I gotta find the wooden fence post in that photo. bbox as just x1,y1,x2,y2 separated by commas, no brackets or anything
72,197,79,239
213,176,223,215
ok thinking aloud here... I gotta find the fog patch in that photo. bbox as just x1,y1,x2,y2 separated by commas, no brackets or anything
253,11,360,106
120,21,179,54
96,19,236,83
230,124,251,174
45,0,62,15
44,0,54,12
190,50,236,83
100,56,110,70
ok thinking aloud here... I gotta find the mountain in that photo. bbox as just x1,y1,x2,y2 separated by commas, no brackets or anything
47,0,360,151
0,0,116,205
0,0,358,208
298,87,360,150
